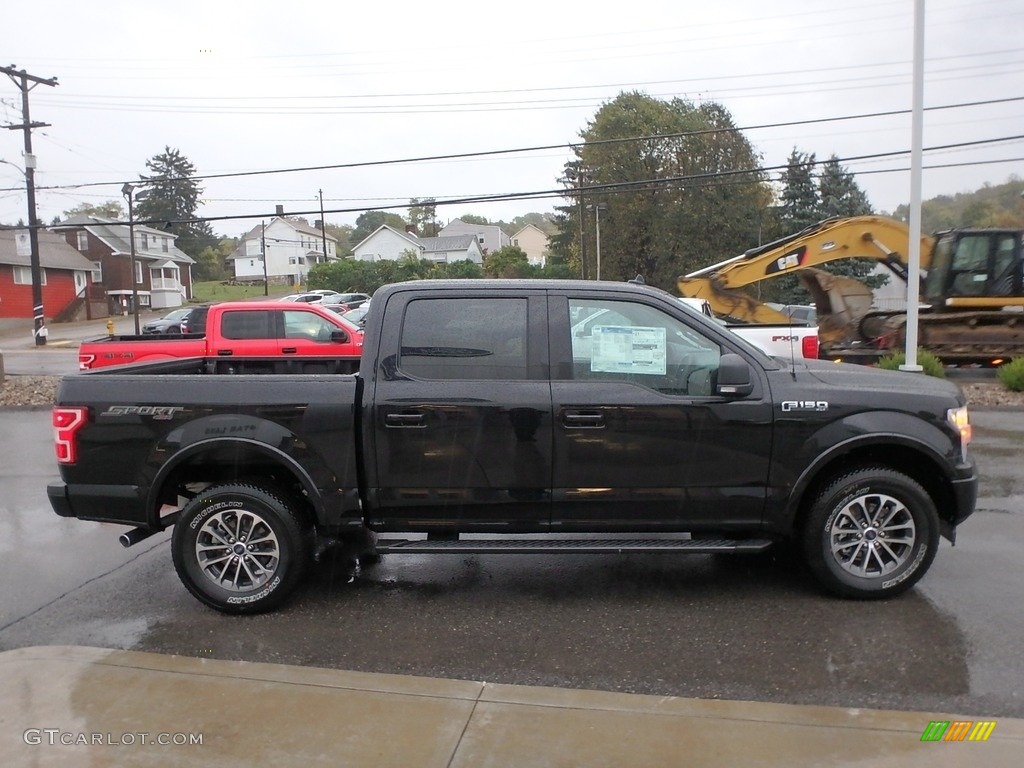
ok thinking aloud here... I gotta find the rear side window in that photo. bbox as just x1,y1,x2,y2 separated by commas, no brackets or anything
220,310,274,340
399,297,529,380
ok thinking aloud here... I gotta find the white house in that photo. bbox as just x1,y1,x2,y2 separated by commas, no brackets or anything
438,218,510,256
229,217,339,286
510,224,550,267
352,226,483,265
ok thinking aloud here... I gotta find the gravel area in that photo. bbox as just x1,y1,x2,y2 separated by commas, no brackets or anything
2,374,1023,409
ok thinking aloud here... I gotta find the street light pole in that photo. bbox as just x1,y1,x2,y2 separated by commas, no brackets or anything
588,202,607,281
121,183,141,335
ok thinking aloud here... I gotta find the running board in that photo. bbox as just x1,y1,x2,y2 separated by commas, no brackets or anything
375,537,773,555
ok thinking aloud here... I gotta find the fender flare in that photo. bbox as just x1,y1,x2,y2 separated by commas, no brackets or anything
146,436,325,529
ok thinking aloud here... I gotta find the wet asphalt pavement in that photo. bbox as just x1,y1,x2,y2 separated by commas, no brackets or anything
1,408,1022,719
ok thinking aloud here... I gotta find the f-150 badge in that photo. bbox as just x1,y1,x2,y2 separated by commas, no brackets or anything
781,401,829,412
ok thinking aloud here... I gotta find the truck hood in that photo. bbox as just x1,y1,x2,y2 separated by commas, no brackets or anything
797,359,964,404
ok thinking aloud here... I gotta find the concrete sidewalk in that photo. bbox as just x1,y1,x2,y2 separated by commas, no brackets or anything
1,646,1020,767
0,314,152,351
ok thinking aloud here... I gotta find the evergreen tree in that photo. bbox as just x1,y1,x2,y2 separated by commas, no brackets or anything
818,155,872,218
135,146,216,259
779,149,819,230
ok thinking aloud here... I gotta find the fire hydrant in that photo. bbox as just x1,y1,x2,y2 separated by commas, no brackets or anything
106,318,115,336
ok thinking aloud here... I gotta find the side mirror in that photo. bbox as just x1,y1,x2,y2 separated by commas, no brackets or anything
330,329,350,344
716,353,754,397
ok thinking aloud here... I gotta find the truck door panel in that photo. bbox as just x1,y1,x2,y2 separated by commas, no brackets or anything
550,294,772,530
367,293,552,531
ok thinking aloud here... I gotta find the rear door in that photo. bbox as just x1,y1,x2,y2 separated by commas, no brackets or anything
211,308,281,356
549,290,773,531
366,289,552,531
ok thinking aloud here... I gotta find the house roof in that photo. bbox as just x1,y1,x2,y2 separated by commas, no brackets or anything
238,217,338,243
351,224,423,253
419,235,478,253
511,223,550,239
52,216,195,264
0,229,97,271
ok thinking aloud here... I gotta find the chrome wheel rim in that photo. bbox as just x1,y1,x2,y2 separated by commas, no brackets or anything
829,492,916,578
195,509,280,592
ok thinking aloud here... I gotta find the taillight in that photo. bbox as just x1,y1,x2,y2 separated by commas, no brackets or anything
78,354,96,370
802,334,820,359
53,407,88,464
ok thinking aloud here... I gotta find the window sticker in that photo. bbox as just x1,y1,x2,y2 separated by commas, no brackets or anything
591,326,666,375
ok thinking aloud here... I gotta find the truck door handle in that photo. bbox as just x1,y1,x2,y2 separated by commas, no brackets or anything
282,347,297,354
561,410,605,428
385,412,427,428
217,349,234,356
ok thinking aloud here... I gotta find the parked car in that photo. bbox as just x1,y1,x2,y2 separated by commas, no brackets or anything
179,305,211,335
279,293,324,303
306,289,339,297
141,307,193,335
339,305,370,327
319,292,371,311
141,305,210,335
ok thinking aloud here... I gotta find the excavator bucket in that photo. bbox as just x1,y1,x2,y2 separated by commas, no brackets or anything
798,268,875,344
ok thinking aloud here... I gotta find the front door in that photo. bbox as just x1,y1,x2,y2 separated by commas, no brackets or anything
368,292,552,531
549,293,773,531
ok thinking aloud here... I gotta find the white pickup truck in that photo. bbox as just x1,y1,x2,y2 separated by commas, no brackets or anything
678,298,819,360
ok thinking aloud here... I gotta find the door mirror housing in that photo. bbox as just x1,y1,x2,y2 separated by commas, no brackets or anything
330,329,350,344
716,353,754,397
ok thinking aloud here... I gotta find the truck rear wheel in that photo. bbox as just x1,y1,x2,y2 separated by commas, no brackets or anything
171,483,313,614
802,467,939,599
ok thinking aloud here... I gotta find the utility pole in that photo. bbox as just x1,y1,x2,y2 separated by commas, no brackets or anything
260,220,269,296
318,189,329,262
2,65,59,346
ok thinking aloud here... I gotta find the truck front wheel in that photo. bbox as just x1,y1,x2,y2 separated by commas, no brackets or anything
171,483,313,614
802,467,939,599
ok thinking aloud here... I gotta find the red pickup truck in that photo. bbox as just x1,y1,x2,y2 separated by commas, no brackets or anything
79,301,363,370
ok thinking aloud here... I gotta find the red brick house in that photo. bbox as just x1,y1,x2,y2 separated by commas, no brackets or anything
53,216,195,317
0,229,97,321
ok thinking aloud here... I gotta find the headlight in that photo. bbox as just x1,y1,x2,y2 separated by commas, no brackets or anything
947,406,971,461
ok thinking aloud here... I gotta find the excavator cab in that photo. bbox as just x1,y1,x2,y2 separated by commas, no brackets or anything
924,230,1022,308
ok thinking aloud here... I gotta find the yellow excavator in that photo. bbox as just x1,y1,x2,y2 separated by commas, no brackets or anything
677,215,1024,364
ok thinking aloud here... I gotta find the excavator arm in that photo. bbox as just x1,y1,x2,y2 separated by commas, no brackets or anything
678,216,934,325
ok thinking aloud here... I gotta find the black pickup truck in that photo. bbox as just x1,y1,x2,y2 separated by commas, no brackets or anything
48,279,978,613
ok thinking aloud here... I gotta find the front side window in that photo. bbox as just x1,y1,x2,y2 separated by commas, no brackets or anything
283,311,336,342
399,297,529,380
566,298,721,396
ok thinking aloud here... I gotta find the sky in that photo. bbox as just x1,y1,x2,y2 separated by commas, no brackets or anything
1,0,1022,240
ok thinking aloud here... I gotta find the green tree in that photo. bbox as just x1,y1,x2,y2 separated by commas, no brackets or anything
194,246,226,281
324,223,354,257
457,214,491,226
560,92,770,289
483,245,537,278
818,155,872,219
60,200,125,220
408,198,439,237
135,146,217,259
350,210,408,245
434,260,484,279
779,149,819,230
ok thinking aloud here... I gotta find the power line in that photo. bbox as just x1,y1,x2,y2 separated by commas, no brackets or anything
6,96,1022,196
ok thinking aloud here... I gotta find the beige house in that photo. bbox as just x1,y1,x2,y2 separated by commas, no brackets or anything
511,224,550,267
